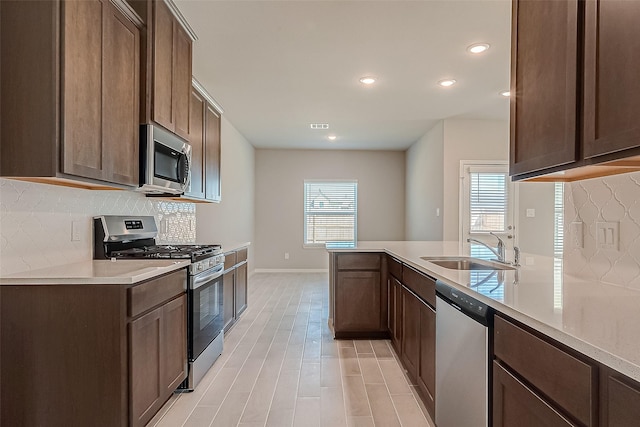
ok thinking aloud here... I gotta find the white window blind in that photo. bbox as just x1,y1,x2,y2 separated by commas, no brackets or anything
304,181,357,247
469,169,508,233
553,182,564,311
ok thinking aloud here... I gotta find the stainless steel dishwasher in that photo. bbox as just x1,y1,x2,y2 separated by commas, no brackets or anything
435,280,492,427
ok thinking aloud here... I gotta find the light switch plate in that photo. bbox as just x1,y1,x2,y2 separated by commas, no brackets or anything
71,220,81,241
596,221,620,251
526,208,535,218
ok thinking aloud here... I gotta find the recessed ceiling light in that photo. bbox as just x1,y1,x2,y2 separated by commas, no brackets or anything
438,79,457,87
328,135,337,141
500,91,511,97
359,76,377,85
467,43,490,54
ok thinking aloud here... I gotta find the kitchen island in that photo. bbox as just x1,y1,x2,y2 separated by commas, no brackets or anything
328,241,640,425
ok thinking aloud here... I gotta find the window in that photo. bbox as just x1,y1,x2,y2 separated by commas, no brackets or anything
554,182,564,311
460,162,515,243
304,180,357,247
469,169,509,233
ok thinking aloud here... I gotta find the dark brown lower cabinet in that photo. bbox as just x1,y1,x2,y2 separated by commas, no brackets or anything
335,271,382,334
493,361,575,427
388,275,402,355
601,368,640,427
418,300,436,418
0,270,187,427
223,269,235,332
494,314,596,426
130,306,163,426
401,285,436,420
222,248,250,332
162,295,188,393
401,286,420,380
129,293,187,427
235,261,248,317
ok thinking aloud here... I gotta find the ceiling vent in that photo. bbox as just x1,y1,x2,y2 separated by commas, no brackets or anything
310,123,329,130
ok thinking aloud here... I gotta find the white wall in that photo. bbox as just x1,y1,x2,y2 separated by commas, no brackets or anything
254,149,405,270
405,122,444,240
516,182,556,256
197,116,256,267
442,119,509,241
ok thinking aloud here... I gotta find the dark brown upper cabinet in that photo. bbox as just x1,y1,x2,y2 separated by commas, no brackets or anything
510,0,640,182
183,80,222,203
132,0,195,141
0,0,142,189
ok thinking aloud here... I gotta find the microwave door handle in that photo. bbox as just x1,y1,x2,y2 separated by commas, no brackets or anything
193,265,224,290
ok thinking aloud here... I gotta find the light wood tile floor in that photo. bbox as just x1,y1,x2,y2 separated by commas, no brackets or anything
149,273,434,427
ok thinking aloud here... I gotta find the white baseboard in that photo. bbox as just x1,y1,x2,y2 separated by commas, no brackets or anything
253,268,329,274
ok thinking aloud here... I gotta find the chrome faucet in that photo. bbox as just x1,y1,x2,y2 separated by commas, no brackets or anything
467,231,506,263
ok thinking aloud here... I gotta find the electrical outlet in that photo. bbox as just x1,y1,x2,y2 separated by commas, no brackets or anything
284,252,289,260
596,222,619,251
526,208,535,218
71,221,81,241
436,208,440,217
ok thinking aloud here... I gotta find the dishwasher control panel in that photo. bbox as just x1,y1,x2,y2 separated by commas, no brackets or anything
436,279,492,326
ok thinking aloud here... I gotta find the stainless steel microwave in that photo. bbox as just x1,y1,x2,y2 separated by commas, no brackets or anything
138,124,192,195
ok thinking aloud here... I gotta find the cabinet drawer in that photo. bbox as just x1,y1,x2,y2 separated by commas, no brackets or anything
224,251,237,270
402,265,435,308
337,253,381,270
128,270,187,318
388,256,402,279
494,315,596,426
236,248,248,263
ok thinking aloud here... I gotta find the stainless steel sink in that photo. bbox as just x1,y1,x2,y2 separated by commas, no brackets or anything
420,256,515,271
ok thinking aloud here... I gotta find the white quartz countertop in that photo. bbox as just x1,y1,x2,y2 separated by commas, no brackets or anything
327,241,640,382
0,259,190,285
221,242,251,253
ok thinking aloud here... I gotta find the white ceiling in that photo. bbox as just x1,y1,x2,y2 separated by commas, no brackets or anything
175,0,512,151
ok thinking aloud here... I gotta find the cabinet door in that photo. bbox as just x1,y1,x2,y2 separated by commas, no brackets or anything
389,276,402,355
510,0,579,176
205,104,222,202
334,271,381,332
172,23,192,140
186,88,206,199
493,361,575,427
62,0,104,180
235,262,248,317
223,270,235,332
583,1,640,158
130,307,162,427
162,295,187,394
102,0,140,186
601,372,640,427
152,0,174,132
418,300,436,419
401,287,420,382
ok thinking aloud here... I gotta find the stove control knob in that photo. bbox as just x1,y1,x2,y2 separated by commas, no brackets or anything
197,263,204,272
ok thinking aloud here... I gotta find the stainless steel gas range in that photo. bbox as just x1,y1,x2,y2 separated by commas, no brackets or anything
94,215,224,391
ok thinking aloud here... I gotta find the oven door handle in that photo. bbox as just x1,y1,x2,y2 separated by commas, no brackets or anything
192,265,224,290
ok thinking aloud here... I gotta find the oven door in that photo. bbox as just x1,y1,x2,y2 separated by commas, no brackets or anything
189,265,224,360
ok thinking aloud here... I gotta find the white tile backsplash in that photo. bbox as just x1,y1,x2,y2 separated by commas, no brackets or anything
564,171,640,289
0,178,195,275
